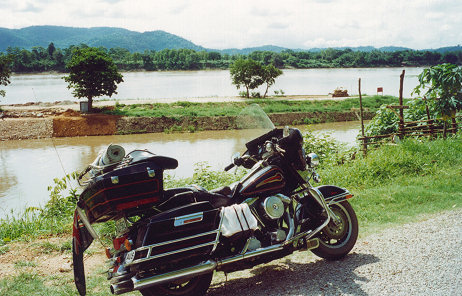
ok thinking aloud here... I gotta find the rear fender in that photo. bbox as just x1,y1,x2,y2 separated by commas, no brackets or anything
315,185,353,205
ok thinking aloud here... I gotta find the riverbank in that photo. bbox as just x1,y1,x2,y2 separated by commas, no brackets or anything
0,95,387,140
1,138,461,295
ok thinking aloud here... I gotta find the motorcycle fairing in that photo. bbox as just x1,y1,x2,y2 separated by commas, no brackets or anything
239,165,286,197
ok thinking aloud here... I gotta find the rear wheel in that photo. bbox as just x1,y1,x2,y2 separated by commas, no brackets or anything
311,201,358,260
139,272,213,296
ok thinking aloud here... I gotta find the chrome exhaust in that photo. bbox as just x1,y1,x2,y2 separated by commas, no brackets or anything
110,279,133,295
132,260,217,291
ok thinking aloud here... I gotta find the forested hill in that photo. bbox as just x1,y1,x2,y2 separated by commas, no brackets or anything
0,26,206,52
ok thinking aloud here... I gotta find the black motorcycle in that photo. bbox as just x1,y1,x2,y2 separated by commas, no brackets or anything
72,105,358,296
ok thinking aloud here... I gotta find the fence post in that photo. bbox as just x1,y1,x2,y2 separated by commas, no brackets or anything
424,97,435,139
451,117,458,135
398,70,405,139
359,78,367,156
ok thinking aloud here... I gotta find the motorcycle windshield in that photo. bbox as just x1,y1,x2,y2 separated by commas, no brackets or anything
236,104,275,132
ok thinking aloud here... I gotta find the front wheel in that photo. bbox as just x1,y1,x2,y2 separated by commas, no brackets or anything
311,201,358,260
140,272,213,296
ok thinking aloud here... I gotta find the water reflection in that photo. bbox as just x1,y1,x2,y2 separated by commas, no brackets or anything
0,121,362,217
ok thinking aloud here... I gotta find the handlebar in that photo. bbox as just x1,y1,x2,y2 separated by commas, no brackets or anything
224,163,235,171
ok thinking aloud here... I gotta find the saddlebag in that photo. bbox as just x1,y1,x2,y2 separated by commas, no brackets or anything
127,202,222,270
78,161,165,224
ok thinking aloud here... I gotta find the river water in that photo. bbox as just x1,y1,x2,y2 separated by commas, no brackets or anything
1,67,424,104
0,121,362,217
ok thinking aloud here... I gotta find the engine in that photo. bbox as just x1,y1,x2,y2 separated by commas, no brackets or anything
252,193,291,245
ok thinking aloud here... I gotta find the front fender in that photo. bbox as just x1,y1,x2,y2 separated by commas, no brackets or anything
315,185,353,205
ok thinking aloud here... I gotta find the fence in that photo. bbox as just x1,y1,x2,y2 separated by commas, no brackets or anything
357,70,461,155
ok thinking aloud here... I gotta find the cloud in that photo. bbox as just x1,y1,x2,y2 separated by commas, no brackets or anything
0,0,460,49
267,22,289,30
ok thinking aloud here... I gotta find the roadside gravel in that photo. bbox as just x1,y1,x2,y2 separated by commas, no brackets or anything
208,208,462,296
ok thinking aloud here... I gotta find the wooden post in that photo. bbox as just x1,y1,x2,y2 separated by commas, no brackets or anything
451,117,458,135
359,78,367,156
398,70,405,139
424,97,434,139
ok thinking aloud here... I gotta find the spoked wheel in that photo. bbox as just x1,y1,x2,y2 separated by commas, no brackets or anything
140,272,213,296
311,200,358,260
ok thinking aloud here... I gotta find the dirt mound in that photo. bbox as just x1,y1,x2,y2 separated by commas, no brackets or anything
59,109,81,117
53,113,120,137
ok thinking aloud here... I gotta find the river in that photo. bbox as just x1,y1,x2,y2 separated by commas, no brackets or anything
1,68,424,104
0,121,362,217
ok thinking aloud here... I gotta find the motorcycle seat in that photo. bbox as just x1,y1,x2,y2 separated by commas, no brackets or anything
161,185,232,210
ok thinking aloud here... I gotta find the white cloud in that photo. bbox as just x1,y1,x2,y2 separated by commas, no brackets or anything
0,0,460,49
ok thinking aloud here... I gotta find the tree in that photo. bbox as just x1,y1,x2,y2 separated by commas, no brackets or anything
413,63,462,133
230,58,263,98
261,64,283,98
63,47,123,112
0,53,12,98
47,42,56,58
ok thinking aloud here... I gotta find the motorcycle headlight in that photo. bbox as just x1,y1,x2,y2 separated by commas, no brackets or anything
308,153,320,167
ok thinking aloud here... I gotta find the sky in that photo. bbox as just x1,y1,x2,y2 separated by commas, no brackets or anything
1,0,461,50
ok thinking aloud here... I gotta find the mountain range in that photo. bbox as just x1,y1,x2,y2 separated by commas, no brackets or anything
0,25,460,54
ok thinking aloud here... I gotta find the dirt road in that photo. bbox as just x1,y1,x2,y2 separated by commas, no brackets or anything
208,208,462,296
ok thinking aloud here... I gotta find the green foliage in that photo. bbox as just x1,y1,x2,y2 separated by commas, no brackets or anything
5,43,462,74
108,96,396,118
44,172,79,219
365,104,400,136
165,162,246,190
303,131,341,163
0,53,12,98
63,47,123,111
230,58,265,98
261,64,283,98
413,63,462,119
0,173,79,243
320,137,462,189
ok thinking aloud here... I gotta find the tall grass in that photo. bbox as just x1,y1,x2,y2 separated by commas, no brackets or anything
318,137,462,231
107,95,396,118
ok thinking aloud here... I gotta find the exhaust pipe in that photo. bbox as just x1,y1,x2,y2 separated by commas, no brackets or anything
110,279,133,295
132,260,217,291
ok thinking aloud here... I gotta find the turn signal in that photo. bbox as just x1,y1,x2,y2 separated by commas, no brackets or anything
105,248,112,259
124,239,133,251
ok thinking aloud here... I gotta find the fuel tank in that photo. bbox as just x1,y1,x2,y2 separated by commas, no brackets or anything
239,165,286,197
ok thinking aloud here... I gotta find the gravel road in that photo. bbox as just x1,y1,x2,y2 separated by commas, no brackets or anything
207,208,462,296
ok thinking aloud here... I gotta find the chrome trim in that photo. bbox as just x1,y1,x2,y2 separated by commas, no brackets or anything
110,272,133,284
110,279,133,295
149,241,216,260
140,230,218,251
132,260,217,291
126,210,224,267
174,212,204,227
217,244,284,268
126,230,219,267
212,208,224,252
326,192,352,205
75,206,107,248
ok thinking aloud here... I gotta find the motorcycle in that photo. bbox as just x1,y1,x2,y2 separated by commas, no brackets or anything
72,104,358,296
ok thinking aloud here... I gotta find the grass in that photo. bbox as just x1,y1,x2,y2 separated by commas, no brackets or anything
106,95,397,118
318,137,462,234
0,136,461,295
